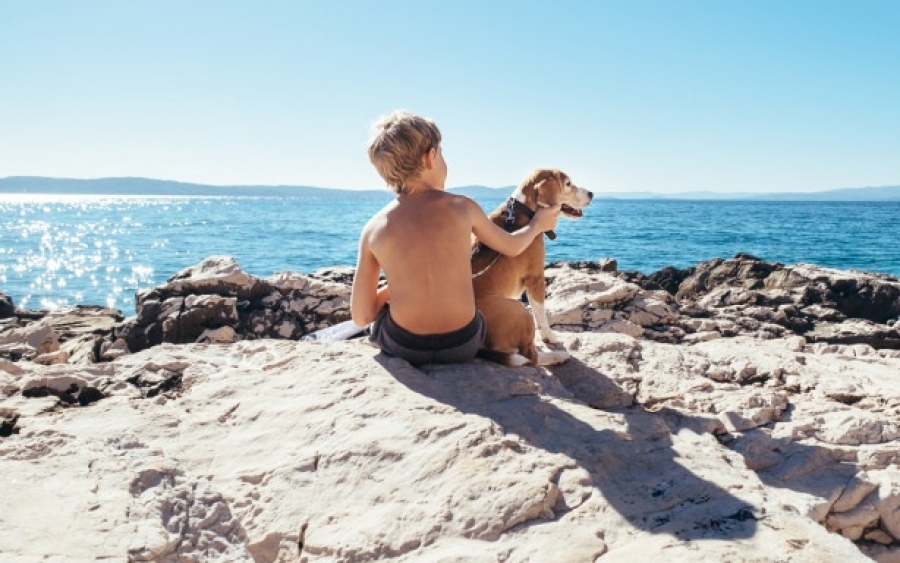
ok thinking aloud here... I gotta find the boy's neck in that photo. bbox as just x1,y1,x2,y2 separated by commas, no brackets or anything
402,180,444,195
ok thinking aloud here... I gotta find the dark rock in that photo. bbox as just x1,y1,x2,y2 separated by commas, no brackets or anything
828,277,900,324
308,266,357,285
806,320,900,349
598,258,618,272
12,308,44,321
19,252,898,360
116,319,155,354
615,270,671,293
174,296,238,343
646,265,694,296
137,256,272,303
42,306,123,337
0,305,121,364
763,266,900,323
127,369,183,399
0,414,19,437
549,260,618,274
112,256,351,353
773,305,814,333
676,255,781,301
22,382,106,407
0,293,14,319
615,270,659,291
636,254,900,349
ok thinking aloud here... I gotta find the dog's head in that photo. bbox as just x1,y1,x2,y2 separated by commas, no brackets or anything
516,169,593,219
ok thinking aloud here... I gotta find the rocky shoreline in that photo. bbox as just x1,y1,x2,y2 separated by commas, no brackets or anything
2,254,899,561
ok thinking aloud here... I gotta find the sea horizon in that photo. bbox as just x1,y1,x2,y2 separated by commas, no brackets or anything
3,175,900,202
2,193,899,313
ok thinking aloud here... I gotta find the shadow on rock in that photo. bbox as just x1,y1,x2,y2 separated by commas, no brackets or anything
377,354,759,542
544,357,887,547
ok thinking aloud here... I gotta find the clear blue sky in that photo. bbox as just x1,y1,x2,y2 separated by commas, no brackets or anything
2,1,898,194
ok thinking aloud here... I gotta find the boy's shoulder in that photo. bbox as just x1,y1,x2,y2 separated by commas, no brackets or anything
390,189,473,207
361,199,397,231
432,190,477,207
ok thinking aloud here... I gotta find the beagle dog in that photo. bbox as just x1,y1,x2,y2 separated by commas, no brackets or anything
472,169,593,366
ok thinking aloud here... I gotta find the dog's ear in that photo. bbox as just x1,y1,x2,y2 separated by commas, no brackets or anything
554,170,570,191
520,169,559,207
534,173,560,207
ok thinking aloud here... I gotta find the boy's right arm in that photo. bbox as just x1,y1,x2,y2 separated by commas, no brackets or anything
350,230,383,327
468,199,560,257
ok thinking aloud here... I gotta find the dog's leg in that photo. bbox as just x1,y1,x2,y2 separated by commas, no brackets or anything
525,290,559,344
530,299,559,344
477,349,531,367
508,353,532,366
537,349,570,365
477,296,539,367
524,277,560,344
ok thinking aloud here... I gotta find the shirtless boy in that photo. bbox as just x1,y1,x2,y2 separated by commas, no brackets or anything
351,110,560,365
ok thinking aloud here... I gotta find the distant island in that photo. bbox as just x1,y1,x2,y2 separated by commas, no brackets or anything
1,176,900,201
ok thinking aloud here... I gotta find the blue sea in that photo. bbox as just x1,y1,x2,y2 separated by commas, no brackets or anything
1,193,898,313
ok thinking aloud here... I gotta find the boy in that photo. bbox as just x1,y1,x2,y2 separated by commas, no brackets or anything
351,110,559,365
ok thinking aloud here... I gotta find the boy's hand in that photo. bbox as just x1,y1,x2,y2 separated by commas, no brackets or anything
532,203,561,233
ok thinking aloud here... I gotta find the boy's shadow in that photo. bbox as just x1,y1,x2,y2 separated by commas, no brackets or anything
376,354,765,541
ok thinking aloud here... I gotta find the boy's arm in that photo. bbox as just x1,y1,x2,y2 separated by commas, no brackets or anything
351,233,384,327
468,199,560,257
375,284,391,311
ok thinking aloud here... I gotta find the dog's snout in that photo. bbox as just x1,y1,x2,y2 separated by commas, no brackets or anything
587,190,594,200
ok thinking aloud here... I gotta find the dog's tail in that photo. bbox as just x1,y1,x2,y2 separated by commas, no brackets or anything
477,348,532,367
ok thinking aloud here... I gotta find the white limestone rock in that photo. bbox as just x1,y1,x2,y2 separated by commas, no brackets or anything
100,338,131,361
871,467,900,541
545,266,640,328
0,336,882,561
814,410,900,446
162,255,254,293
0,322,60,360
196,326,238,344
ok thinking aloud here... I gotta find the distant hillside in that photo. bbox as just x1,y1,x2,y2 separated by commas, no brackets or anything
596,185,900,201
0,176,516,199
746,185,900,201
448,185,515,198
2,176,899,201
0,176,388,198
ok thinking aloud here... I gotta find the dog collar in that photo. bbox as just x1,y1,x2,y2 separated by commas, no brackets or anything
472,198,555,278
505,198,557,240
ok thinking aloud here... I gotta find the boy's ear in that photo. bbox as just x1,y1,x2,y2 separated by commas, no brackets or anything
421,148,435,170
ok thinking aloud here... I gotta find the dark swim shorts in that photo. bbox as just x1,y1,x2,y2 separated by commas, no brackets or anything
369,305,486,366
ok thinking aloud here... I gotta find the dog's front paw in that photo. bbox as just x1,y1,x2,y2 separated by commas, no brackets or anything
537,349,570,366
540,329,561,345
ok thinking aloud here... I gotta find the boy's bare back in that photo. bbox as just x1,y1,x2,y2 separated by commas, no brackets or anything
361,189,478,333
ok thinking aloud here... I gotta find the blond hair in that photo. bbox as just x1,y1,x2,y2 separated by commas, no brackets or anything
368,110,441,194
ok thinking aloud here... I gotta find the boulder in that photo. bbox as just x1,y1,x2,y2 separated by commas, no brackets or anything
544,264,677,338
113,257,352,353
871,468,900,540
0,322,60,361
139,255,268,301
631,254,900,349
806,319,900,349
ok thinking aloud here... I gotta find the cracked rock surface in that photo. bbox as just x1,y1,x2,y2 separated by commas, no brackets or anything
1,254,899,561
2,333,898,561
